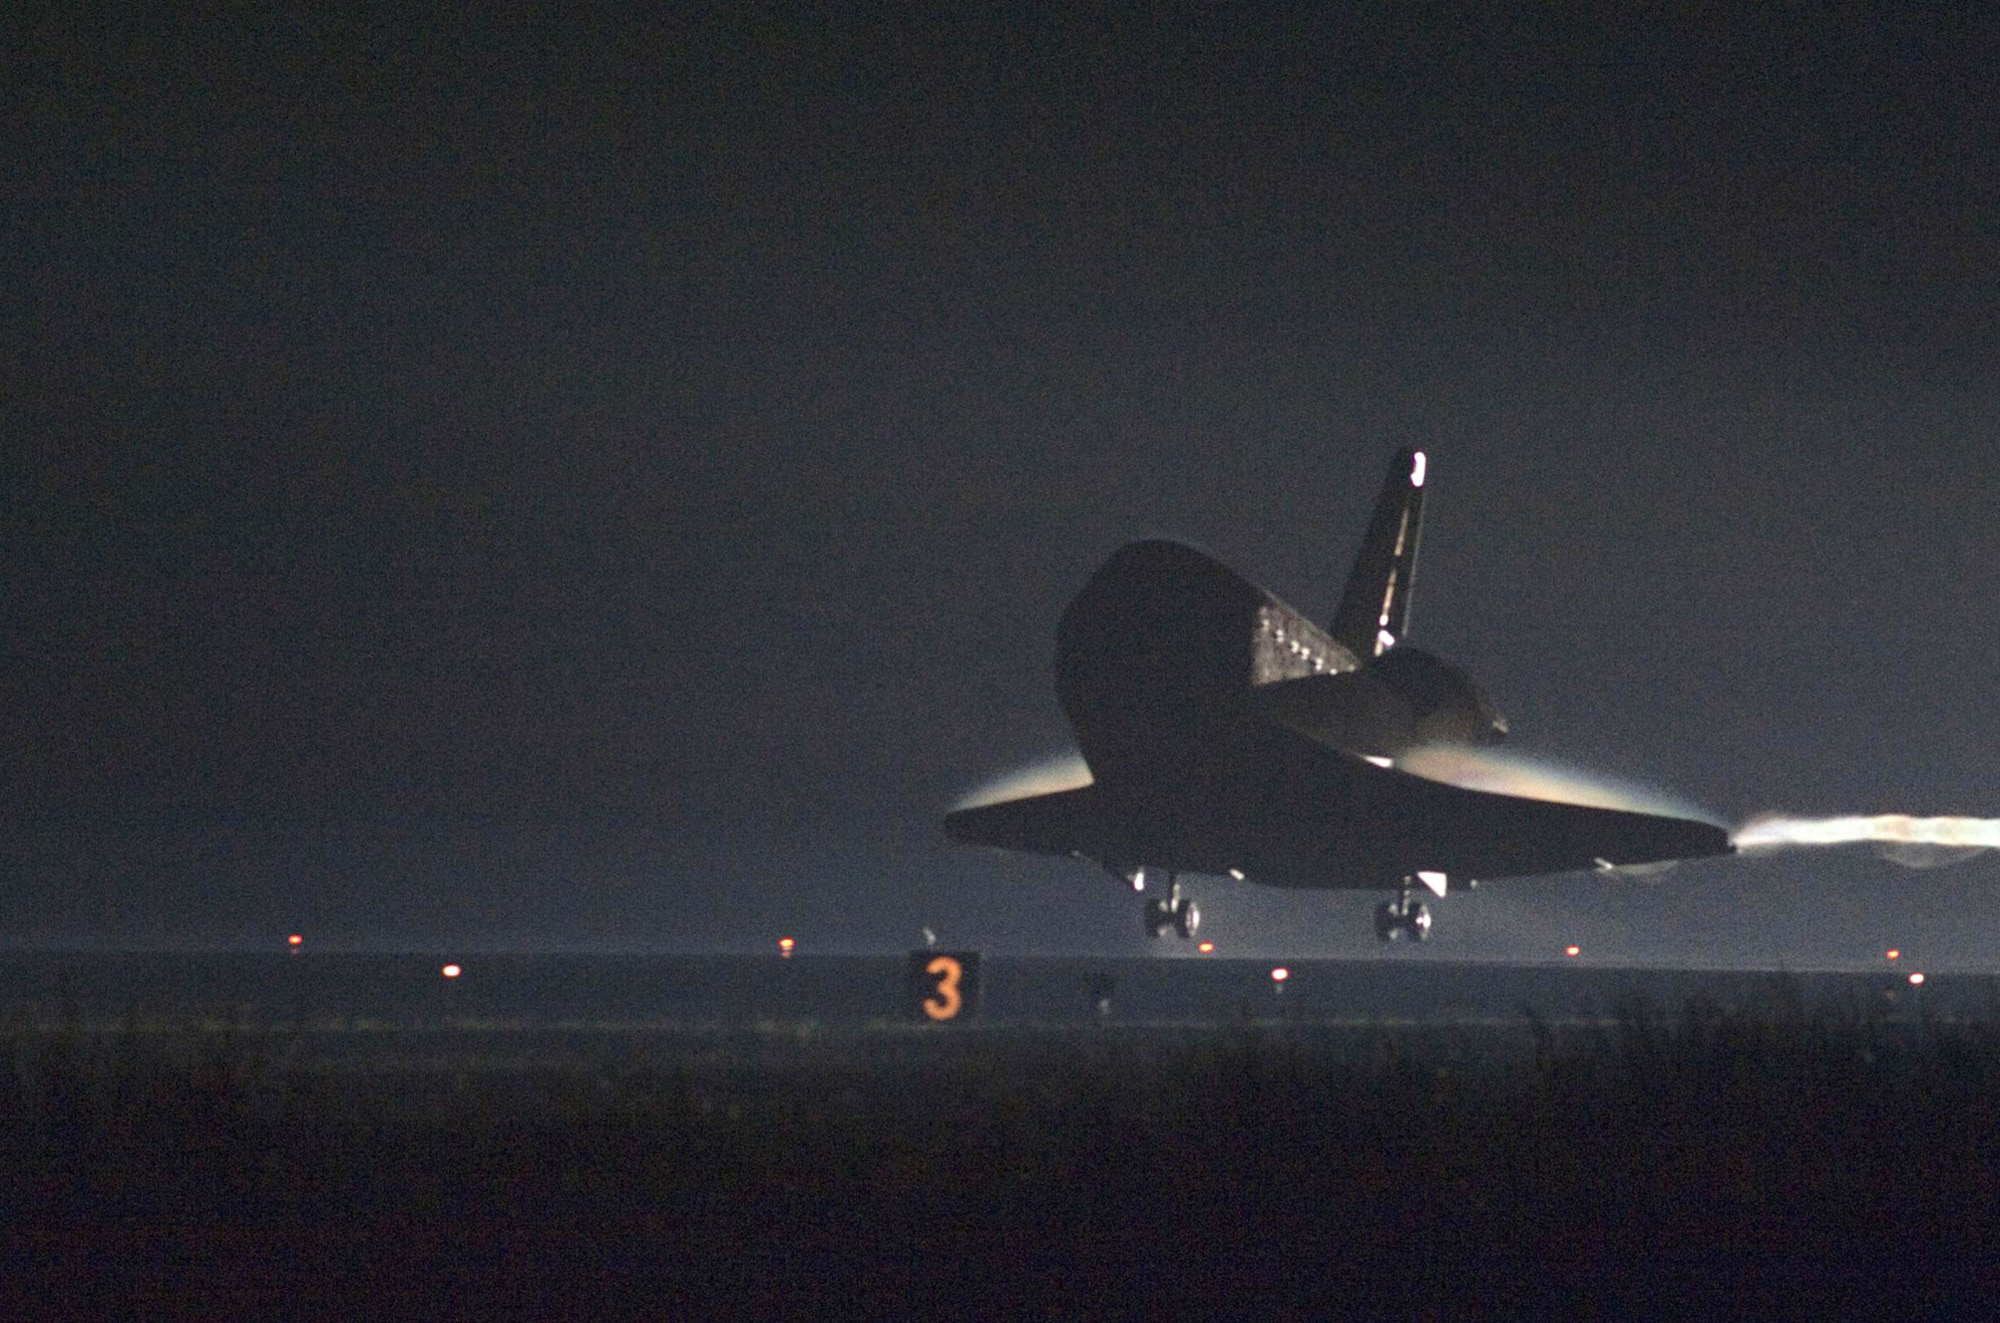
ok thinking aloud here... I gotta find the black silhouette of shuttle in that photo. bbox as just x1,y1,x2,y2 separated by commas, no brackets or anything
945,450,1732,941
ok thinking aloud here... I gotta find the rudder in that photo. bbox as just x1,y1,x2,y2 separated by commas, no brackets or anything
1330,449,1427,658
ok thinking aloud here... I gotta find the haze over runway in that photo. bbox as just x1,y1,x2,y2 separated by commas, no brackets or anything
6,5,1998,965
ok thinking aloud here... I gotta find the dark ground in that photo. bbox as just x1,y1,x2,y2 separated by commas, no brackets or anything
4,970,1997,1317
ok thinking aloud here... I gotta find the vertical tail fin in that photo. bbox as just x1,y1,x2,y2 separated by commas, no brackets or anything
1330,449,1427,658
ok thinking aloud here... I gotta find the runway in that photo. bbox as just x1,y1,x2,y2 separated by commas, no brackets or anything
0,950,1975,1033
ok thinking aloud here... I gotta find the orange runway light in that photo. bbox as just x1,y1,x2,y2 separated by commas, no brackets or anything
287,934,303,948
1565,945,1581,958
1909,972,1925,986
778,936,795,958
1886,949,1901,960
441,964,462,979
1270,967,1289,983
1197,942,1214,954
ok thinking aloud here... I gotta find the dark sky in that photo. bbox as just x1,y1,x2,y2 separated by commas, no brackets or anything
6,3,1999,960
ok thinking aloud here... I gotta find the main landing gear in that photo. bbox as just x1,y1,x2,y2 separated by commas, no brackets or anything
1142,876,1200,941
1374,884,1432,944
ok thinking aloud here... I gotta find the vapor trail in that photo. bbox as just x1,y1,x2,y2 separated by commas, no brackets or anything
1734,814,2000,868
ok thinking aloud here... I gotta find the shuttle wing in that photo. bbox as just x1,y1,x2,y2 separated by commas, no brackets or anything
1248,731,1736,895
946,728,1731,891
945,786,1105,859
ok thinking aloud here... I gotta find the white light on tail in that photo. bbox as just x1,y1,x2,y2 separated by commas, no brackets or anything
1410,452,1427,487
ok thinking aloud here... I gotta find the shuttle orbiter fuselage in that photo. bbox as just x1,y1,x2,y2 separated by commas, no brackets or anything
945,451,1732,941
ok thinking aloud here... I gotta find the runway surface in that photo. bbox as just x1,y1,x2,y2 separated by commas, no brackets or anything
0,950,1978,1033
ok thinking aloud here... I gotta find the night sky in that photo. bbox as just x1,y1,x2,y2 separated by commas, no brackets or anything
7,4,1999,961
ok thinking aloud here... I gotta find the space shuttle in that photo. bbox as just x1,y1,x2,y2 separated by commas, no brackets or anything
945,450,1731,941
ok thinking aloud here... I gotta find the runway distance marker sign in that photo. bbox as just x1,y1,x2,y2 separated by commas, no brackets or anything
908,951,980,1022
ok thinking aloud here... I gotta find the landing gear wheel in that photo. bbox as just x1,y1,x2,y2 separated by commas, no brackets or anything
1374,890,1434,943
1141,877,1201,941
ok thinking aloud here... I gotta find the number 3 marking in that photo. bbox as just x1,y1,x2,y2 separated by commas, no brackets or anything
924,955,962,1021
